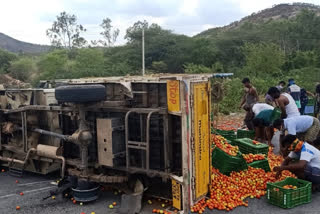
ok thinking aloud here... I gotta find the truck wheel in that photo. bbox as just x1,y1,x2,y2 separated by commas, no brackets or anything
55,85,106,103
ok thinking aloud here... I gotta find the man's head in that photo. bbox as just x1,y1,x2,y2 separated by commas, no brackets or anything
265,94,274,105
273,119,284,130
279,81,286,88
252,118,264,127
242,78,251,88
281,134,297,151
268,87,281,99
288,78,295,86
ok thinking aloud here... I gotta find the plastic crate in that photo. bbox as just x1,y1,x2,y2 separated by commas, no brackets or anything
304,99,315,115
248,159,270,172
212,147,247,176
213,129,235,135
267,177,312,208
213,129,237,141
304,105,314,115
236,129,255,139
233,138,269,155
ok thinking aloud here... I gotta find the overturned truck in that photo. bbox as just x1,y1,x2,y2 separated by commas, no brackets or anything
0,74,226,213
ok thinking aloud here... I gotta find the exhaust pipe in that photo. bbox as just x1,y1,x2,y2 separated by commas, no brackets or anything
36,144,66,178
0,148,36,166
0,145,66,178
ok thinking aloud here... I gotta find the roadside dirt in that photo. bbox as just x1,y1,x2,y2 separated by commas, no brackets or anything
212,113,244,131
0,74,30,88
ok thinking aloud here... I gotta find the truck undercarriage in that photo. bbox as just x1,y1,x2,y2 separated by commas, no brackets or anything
0,74,220,213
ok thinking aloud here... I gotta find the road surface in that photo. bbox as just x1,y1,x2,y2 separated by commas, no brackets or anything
1,169,319,214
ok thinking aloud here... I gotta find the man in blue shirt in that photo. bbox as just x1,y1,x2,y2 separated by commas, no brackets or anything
274,135,320,191
273,115,320,143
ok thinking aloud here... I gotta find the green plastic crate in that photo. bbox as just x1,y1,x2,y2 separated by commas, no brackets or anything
237,129,255,139
213,129,237,141
248,159,270,172
267,177,312,208
213,129,235,135
212,147,247,176
233,138,269,155
224,135,237,141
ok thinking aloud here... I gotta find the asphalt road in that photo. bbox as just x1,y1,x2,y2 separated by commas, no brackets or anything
0,169,158,214
1,168,320,214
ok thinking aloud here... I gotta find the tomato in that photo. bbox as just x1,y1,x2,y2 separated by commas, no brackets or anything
193,148,297,213
212,134,239,156
242,154,266,163
283,185,297,189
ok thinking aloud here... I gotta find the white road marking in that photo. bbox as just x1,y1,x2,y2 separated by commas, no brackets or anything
18,180,55,186
0,194,16,199
0,186,56,199
23,186,55,194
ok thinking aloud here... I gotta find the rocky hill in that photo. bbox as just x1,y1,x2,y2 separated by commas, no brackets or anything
197,3,320,38
0,32,50,54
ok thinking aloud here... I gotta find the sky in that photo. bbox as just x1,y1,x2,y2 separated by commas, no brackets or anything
0,0,319,45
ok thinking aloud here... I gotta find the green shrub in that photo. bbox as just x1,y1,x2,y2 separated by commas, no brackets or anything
9,57,37,81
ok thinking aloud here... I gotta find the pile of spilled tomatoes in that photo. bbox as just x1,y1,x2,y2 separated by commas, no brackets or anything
191,146,296,213
212,117,242,131
211,134,239,156
242,154,266,163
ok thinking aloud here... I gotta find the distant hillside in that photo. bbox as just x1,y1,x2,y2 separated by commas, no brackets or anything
0,33,50,54
197,3,320,38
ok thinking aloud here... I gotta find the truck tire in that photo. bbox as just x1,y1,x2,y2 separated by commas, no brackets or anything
55,85,106,103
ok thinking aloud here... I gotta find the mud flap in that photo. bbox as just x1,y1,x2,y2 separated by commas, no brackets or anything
117,193,143,214
117,179,144,214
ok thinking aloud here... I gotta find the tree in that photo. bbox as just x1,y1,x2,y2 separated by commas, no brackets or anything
8,58,36,81
150,61,168,73
37,49,69,79
184,63,212,74
124,21,192,72
188,38,218,67
242,42,285,78
292,9,320,51
212,61,224,73
99,18,120,47
290,51,317,69
0,49,17,73
46,11,87,49
125,20,149,43
73,48,105,77
125,21,170,43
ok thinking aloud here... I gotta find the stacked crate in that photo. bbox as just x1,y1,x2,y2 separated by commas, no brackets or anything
233,138,270,172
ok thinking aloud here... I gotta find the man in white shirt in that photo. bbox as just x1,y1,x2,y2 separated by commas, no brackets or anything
252,103,274,116
274,135,320,190
273,115,320,143
267,87,300,118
